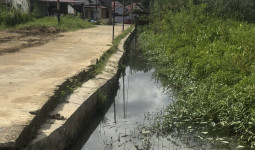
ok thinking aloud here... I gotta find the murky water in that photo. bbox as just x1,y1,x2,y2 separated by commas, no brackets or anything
70,37,194,150
70,37,238,150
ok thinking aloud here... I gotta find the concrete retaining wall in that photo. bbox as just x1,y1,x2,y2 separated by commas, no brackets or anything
25,28,135,150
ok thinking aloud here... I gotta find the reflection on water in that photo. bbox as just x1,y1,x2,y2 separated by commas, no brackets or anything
70,37,194,150
81,67,171,150
69,36,242,150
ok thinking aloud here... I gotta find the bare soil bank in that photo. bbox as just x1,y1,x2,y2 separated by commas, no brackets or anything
0,27,62,55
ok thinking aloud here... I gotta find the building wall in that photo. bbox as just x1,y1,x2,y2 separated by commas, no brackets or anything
84,8,94,20
115,16,123,23
10,0,48,17
115,6,123,15
84,8,102,21
11,0,30,12
68,5,75,14
2,0,11,5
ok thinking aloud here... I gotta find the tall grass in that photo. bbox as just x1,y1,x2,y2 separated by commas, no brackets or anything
15,15,94,31
195,0,255,22
138,2,255,148
93,26,134,75
0,3,93,31
0,3,33,27
142,0,255,23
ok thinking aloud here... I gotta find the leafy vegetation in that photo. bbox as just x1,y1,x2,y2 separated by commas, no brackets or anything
138,0,255,148
0,3,93,31
139,0,255,23
97,91,108,110
48,26,134,120
0,3,33,27
92,26,134,75
194,0,255,22
59,26,133,100
14,15,94,31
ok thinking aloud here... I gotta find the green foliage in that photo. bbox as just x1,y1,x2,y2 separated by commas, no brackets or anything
0,3,93,31
92,26,134,75
138,3,255,148
195,0,255,22
14,15,94,31
0,3,34,27
98,91,108,107
141,0,255,22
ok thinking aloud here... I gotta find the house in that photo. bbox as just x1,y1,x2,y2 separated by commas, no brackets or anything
112,1,143,24
112,1,128,23
35,0,112,24
35,0,84,17
124,3,143,24
2,0,30,12
83,0,112,24
1,0,78,16
1,0,112,23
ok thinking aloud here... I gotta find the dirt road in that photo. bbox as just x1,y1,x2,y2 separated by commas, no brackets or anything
0,27,62,55
0,25,128,146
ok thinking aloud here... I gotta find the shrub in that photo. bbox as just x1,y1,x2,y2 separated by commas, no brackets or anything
142,0,255,22
0,3,34,27
15,15,94,31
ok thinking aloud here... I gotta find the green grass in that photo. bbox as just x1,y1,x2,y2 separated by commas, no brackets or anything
57,25,133,106
0,3,33,27
138,2,255,148
93,26,134,75
14,15,94,31
0,3,94,31
0,15,94,32
50,26,133,115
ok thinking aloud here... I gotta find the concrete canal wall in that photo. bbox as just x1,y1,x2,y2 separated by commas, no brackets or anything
25,29,135,150
0,25,128,150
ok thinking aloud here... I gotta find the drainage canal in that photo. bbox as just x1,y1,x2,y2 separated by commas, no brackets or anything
69,36,232,150
68,36,187,150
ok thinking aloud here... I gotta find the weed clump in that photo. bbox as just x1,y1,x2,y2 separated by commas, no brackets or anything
0,3,33,27
14,15,94,31
0,3,94,31
138,1,255,148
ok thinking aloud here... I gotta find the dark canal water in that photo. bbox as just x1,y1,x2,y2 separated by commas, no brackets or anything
69,37,193,150
70,37,237,150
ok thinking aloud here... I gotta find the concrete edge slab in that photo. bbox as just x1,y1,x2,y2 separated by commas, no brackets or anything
24,28,136,150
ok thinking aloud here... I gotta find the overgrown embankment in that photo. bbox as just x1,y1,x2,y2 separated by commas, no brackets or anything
0,3,93,31
138,0,255,148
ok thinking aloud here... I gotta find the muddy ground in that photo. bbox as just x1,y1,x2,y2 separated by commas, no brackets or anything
0,27,63,55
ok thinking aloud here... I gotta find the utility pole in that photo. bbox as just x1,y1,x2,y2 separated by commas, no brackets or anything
57,0,60,24
96,0,98,21
122,0,125,32
131,0,133,24
47,2,50,16
112,0,115,43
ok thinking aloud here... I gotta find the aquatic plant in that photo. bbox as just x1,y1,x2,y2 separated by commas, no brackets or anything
138,1,255,148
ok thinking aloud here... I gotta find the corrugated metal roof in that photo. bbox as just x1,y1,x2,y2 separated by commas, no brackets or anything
37,0,111,7
37,0,83,3
84,5,106,8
